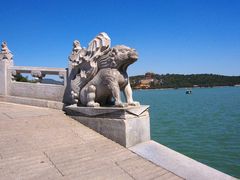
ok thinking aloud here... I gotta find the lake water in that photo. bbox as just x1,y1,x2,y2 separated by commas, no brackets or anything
132,87,240,178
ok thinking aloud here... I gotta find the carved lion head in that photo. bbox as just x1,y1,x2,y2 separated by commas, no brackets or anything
110,45,138,70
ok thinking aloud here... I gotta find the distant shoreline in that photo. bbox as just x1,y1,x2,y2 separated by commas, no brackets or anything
130,73,240,90
133,85,240,91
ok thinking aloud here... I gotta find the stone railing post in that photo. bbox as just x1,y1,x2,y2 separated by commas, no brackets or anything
0,41,13,96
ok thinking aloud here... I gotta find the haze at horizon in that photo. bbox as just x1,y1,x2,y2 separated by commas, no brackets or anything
1,0,240,76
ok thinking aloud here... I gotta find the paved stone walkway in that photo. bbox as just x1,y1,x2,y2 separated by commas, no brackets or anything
0,102,183,180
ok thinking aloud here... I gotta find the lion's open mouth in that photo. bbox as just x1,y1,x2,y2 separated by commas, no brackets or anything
128,52,138,61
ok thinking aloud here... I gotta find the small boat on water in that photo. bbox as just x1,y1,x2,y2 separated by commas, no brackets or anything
186,89,192,94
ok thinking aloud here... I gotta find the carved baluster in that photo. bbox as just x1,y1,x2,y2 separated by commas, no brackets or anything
58,71,65,85
11,70,19,81
31,71,45,83
58,71,65,79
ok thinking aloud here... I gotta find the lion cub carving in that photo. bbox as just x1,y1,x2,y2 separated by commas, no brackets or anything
69,32,140,107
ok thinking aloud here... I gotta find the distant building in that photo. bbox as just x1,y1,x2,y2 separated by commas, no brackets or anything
136,72,155,89
145,72,155,79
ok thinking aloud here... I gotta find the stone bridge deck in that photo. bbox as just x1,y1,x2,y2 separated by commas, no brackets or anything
0,102,182,180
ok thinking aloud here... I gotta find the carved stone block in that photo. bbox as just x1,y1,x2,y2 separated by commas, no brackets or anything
65,105,151,147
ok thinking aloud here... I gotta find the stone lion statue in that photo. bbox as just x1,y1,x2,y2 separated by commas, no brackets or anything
69,32,140,107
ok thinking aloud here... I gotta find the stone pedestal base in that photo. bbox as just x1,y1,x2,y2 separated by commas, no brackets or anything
65,105,150,147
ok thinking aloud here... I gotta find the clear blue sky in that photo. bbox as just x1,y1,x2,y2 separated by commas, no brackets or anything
1,0,240,76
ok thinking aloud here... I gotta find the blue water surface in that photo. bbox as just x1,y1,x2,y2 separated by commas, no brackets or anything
133,87,240,178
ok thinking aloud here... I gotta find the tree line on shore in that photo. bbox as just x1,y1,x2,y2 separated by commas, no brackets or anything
130,73,240,89
15,72,240,89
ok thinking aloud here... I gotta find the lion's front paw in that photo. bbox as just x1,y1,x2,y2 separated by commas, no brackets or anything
114,102,125,107
87,102,100,107
128,101,140,106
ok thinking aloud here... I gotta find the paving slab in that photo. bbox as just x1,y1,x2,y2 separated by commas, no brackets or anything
0,102,182,180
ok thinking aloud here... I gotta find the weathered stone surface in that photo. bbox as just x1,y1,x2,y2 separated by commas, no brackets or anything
8,80,65,101
0,95,64,110
69,32,139,107
130,141,236,180
65,104,149,117
0,102,182,180
65,105,151,147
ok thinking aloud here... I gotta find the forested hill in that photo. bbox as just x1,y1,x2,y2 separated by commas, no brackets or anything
130,74,240,89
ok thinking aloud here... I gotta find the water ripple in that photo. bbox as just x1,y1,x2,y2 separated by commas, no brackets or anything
133,87,240,178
